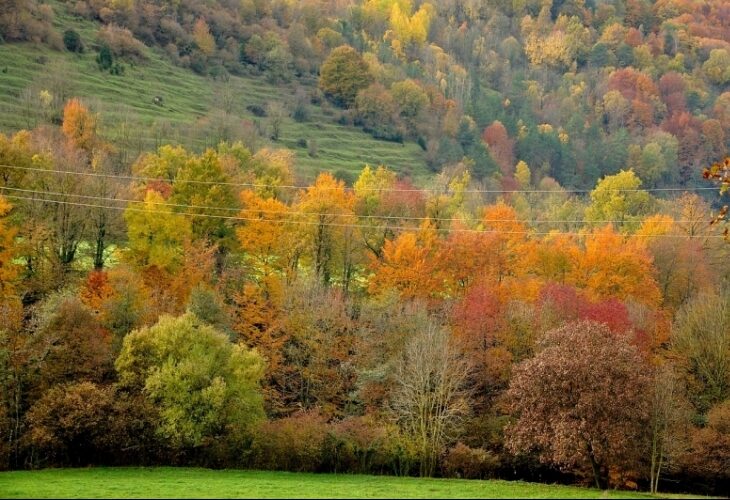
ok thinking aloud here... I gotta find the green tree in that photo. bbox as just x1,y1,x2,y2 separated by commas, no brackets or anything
318,45,373,108
703,49,730,86
115,312,265,450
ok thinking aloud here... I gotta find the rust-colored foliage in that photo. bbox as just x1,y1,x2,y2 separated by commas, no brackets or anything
505,320,652,489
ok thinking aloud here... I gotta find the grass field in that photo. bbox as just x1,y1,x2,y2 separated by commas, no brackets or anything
0,2,429,183
0,468,709,499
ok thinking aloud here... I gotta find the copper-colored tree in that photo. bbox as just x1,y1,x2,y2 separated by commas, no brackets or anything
505,320,651,489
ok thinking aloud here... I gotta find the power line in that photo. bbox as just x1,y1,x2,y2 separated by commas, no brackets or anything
0,186,714,226
0,163,719,195
2,193,722,239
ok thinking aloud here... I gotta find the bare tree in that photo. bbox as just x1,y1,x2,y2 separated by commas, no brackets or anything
391,323,471,477
266,101,287,141
649,363,691,494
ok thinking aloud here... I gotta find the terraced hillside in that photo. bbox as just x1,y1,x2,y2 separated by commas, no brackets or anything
0,4,429,183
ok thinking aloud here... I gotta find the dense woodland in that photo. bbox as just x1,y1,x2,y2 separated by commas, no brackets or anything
0,0,729,496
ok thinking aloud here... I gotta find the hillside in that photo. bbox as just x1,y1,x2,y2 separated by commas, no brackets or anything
0,2,429,183
1,1,729,497
1,0,728,190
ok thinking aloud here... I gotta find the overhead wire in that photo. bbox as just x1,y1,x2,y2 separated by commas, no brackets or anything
0,186,711,225
0,163,721,195
2,192,723,240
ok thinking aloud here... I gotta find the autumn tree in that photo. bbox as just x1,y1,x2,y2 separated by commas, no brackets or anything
482,121,515,176
569,225,661,307
585,169,653,231
450,283,511,396
505,321,651,489
295,172,358,288
124,190,192,273
318,45,373,108
0,197,19,311
27,294,113,396
170,149,237,250
262,282,357,417
680,400,730,489
391,322,471,477
61,98,96,152
367,224,440,300
648,364,691,494
193,19,215,56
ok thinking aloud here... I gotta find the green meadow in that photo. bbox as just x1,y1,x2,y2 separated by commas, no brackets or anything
0,468,709,499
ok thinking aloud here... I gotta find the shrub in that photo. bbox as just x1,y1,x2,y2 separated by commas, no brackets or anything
250,411,328,472
96,45,113,71
247,104,267,117
324,416,388,474
63,30,83,53
96,25,147,62
24,382,159,467
442,443,500,479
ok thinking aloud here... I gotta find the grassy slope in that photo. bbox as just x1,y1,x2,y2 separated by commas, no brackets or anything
0,3,428,183
0,468,708,499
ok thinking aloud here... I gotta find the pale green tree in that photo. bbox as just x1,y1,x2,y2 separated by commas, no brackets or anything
585,169,653,231
115,312,265,449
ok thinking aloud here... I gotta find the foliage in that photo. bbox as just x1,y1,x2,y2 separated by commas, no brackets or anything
115,313,265,450
505,321,651,489
318,46,373,108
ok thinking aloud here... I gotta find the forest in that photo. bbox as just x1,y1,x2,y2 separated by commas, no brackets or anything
0,0,729,496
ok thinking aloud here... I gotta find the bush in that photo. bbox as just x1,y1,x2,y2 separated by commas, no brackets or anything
96,25,147,62
292,100,310,122
324,416,388,474
63,30,83,53
96,45,113,71
24,382,160,467
250,411,328,472
442,443,500,479
247,104,267,117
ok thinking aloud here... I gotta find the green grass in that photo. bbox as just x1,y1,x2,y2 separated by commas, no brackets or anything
0,468,708,499
0,2,429,183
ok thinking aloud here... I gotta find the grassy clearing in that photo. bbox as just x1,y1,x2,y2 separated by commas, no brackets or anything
0,2,429,183
0,468,708,499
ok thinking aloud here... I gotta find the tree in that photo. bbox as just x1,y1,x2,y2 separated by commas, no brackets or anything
115,313,265,451
355,83,402,141
482,121,515,176
367,225,440,300
61,98,96,152
505,321,651,489
584,169,653,231
27,294,112,395
24,382,157,467
124,190,192,273
680,399,730,489
193,19,216,56
672,293,730,411
0,197,19,308
648,364,691,494
703,49,730,86
295,172,357,288
170,149,237,249
569,225,661,307
391,323,471,477
318,45,373,108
